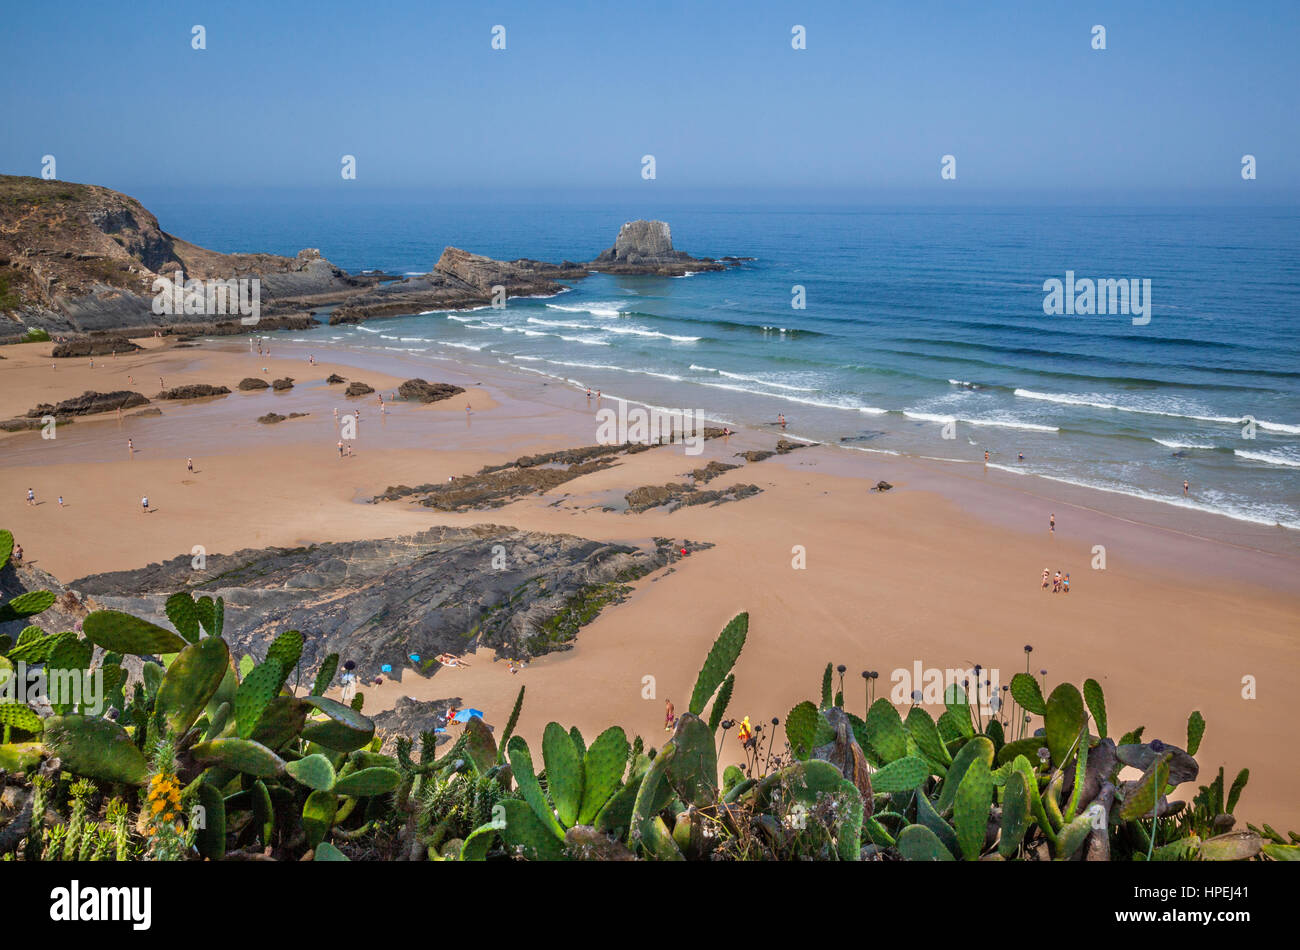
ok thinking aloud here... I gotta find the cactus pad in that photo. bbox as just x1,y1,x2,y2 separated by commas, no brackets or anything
83,610,186,656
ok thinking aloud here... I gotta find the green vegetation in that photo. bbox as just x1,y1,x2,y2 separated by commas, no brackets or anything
19,327,49,342
0,275,22,313
0,523,1295,861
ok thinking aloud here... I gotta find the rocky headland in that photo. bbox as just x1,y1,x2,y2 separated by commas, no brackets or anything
0,176,746,339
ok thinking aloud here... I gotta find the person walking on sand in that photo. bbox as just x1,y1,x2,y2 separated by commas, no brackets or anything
141,495,149,513
1041,568,1050,589
57,495,64,508
26,488,35,506
12,543,22,564
128,438,134,458
1063,573,1070,593
1049,512,1055,534
187,457,193,473
339,661,358,705
1053,571,1062,593
664,699,676,732
337,440,344,458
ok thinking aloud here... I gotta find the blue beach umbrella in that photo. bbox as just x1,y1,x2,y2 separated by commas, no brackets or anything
453,709,484,723
408,654,421,664
381,664,392,673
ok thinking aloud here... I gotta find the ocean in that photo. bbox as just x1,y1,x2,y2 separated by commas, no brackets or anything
139,190,1300,532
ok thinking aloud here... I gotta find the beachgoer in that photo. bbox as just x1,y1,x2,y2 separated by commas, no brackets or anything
1053,571,1062,593
339,661,358,705
127,438,134,457
1018,452,1024,460
337,440,344,458
984,450,989,463
1183,479,1189,496
1041,568,1050,589
141,496,149,513
664,699,675,732
13,543,22,563
57,495,64,508
26,488,35,506
187,457,193,472
1049,513,1055,534
1063,573,1070,593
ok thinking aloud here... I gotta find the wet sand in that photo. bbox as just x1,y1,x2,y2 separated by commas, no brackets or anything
2,336,1297,829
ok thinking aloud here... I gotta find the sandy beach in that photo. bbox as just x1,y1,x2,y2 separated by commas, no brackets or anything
3,335,1298,829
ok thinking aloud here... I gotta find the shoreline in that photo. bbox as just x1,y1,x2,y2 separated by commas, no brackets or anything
2,334,1298,829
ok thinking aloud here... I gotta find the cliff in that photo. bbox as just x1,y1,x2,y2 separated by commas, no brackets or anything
0,175,746,335
0,176,361,336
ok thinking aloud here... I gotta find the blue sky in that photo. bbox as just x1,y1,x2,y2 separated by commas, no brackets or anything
2,0,1296,201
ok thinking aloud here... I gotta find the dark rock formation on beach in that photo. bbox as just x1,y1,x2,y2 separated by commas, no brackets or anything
625,481,761,514
375,441,683,511
0,560,88,644
69,526,704,670
325,373,346,384
0,416,71,432
371,697,459,754
736,438,808,463
398,378,464,403
689,461,742,484
271,377,294,391
26,390,148,417
50,337,141,357
155,384,230,400
238,377,270,390
258,412,309,424
344,381,374,397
